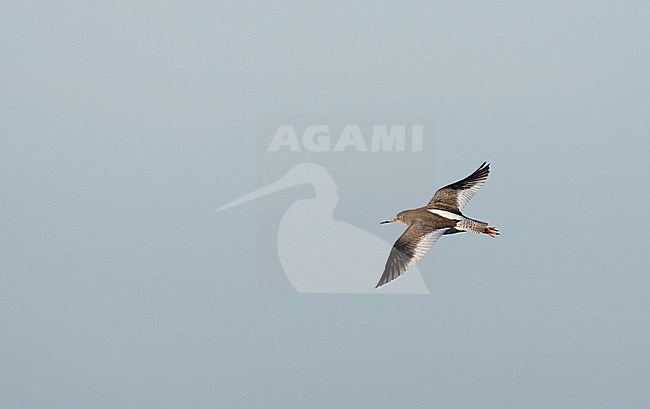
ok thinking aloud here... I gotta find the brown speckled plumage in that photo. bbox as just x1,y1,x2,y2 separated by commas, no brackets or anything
376,163,499,289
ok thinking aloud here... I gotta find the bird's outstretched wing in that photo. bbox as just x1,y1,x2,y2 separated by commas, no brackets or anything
428,162,490,212
375,222,445,288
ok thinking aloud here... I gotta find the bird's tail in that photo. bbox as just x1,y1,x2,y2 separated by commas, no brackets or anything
456,217,499,236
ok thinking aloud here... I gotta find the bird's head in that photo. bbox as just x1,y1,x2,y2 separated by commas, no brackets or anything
380,210,411,226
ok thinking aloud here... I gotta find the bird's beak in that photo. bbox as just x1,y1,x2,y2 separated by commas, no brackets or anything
380,218,397,224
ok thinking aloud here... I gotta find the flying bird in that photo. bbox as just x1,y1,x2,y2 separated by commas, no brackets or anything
376,162,499,288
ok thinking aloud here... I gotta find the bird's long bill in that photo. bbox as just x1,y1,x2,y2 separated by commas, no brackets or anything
380,218,395,224
216,173,298,213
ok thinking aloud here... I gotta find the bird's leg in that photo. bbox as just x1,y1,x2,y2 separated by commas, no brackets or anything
484,226,499,237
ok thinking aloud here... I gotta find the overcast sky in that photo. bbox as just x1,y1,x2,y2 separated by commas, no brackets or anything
2,1,650,408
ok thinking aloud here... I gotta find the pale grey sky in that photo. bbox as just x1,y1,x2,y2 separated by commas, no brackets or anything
2,1,649,408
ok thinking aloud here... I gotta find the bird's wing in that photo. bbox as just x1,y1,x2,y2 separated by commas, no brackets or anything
427,162,490,212
375,222,445,288
442,227,464,235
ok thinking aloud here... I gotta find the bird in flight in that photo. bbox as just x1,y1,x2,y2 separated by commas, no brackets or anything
376,162,499,288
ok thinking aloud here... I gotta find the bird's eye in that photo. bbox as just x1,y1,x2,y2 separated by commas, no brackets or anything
398,216,403,219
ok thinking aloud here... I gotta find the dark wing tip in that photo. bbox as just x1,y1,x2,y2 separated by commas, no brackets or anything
375,246,409,289
428,163,492,212
468,161,490,181
375,267,396,288
464,163,487,182
442,162,491,191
